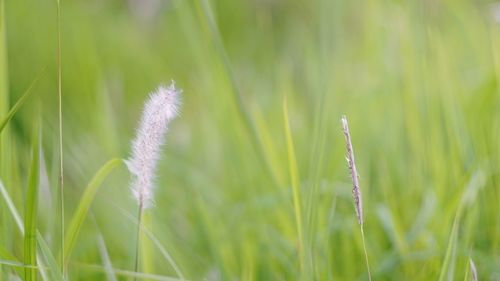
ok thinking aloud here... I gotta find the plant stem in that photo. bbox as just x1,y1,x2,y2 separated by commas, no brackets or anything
360,225,372,281
133,202,143,281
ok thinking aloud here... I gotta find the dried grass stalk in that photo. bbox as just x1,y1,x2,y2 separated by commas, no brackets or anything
341,115,363,225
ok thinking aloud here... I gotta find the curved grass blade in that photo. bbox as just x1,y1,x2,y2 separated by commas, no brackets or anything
24,122,40,281
63,158,122,265
0,67,46,134
282,97,304,271
37,232,63,281
97,232,118,281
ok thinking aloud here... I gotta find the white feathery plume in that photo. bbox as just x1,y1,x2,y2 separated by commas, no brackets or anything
126,82,181,209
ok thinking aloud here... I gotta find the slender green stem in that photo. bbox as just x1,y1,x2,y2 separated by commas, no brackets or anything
56,0,65,278
133,203,143,281
360,225,372,281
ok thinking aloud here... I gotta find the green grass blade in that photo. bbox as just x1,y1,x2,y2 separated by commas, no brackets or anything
119,207,185,280
63,158,122,264
0,178,23,232
0,177,51,279
0,0,8,109
0,244,38,271
0,67,46,134
0,258,38,269
438,171,486,281
56,0,64,276
283,97,304,272
77,263,187,281
0,245,30,278
0,0,11,178
37,232,64,281
24,121,40,281
97,233,118,281
438,216,459,281
0,245,17,262
198,0,278,185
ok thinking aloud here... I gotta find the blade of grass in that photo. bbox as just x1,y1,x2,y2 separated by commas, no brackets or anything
37,232,64,281
63,158,122,265
0,178,23,231
438,170,485,281
1,245,29,277
0,178,52,279
24,120,40,281
282,96,304,272
97,233,118,281
0,3,12,274
0,259,38,269
438,216,459,281
55,0,65,276
0,0,11,184
76,263,187,281
0,67,46,134
0,0,8,112
118,206,185,280
198,0,278,186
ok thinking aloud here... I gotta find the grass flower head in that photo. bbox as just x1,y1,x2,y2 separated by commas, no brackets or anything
126,82,181,208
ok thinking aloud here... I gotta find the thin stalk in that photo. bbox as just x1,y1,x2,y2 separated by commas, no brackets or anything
341,116,372,281
360,225,372,281
133,202,144,281
56,0,65,277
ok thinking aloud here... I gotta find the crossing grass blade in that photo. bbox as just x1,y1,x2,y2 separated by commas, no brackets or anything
0,67,46,134
0,178,23,232
1,244,30,278
37,232,64,281
118,207,185,280
63,158,122,265
97,232,118,281
0,258,37,269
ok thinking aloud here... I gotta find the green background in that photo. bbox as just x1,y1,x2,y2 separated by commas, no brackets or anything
1,0,499,280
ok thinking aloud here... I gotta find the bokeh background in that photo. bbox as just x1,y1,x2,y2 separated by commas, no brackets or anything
1,0,499,280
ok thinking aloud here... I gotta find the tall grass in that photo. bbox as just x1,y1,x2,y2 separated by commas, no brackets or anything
0,0,499,280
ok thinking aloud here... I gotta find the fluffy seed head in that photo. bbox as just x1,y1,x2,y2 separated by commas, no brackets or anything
126,82,181,208
341,115,363,225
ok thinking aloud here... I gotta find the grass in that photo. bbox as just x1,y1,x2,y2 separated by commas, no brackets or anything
1,0,499,280
24,117,40,281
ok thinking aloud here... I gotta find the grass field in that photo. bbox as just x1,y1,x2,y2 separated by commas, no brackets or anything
1,0,499,280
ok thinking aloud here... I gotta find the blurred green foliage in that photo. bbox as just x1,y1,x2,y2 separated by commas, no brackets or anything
1,0,499,280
